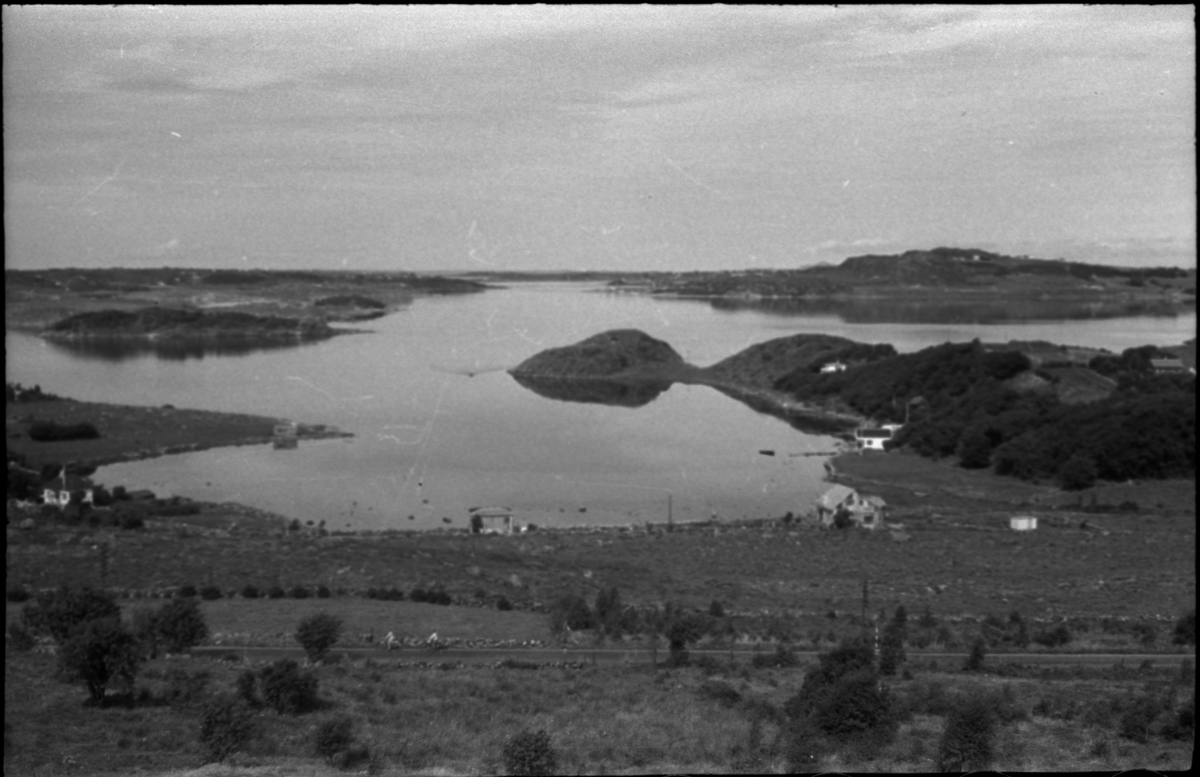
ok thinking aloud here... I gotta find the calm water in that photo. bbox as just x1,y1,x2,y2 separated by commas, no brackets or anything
6,284,1194,531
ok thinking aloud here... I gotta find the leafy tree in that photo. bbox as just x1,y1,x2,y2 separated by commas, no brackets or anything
199,694,257,762
956,425,994,469
964,637,987,671
21,586,120,644
152,598,210,653
785,638,875,720
810,669,894,739
547,594,594,638
1058,455,1097,491
502,729,558,776
937,695,995,771
258,659,319,715
58,617,144,704
593,587,625,637
665,612,710,666
295,612,343,663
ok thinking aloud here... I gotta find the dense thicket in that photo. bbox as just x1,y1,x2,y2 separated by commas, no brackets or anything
774,340,1195,485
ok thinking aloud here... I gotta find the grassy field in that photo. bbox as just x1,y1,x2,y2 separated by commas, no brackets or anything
4,641,1194,775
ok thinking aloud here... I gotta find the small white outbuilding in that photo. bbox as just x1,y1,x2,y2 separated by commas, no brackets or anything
1009,515,1038,531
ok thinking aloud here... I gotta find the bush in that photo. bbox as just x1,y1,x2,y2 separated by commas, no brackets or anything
315,715,356,765
937,695,996,772
289,585,310,599
1058,454,1098,491
964,638,986,671
295,612,343,663
176,584,197,599
236,669,260,708
163,666,212,705
152,598,210,653
199,585,222,601
316,585,331,599
21,586,120,644
266,586,286,600
810,669,895,740
783,716,830,774
7,621,38,652
58,617,144,704
752,644,800,669
1033,624,1073,648
502,729,558,776
1172,609,1196,646
258,659,319,714
240,585,260,599
28,420,100,442
6,585,30,603
1119,694,1164,743
199,694,257,763
496,596,513,611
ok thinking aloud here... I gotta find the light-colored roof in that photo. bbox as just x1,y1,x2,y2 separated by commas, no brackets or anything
816,484,856,509
469,506,513,517
1150,358,1184,368
864,495,887,508
855,428,892,439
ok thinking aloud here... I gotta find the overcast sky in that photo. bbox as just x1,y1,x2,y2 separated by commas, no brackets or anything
3,5,1195,272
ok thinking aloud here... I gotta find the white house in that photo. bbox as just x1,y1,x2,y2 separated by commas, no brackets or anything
1009,515,1038,531
814,485,885,530
820,361,847,374
469,506,515,535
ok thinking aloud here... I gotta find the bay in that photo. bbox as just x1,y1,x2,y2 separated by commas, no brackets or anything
5,283,1194,531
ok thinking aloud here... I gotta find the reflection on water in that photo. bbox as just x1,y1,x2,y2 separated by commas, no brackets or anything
510,374,672,407
708,297,1187,324
44,336,331,362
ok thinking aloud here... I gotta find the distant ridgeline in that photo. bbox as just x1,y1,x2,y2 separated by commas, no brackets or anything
512,328,1195,488
619,246,1194,298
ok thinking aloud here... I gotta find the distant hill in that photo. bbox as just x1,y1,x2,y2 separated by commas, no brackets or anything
509,329,692,382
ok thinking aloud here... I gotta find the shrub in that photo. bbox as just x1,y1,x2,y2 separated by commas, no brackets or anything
1033,624,1072,648
199,694,257,763
21,586,120,644
236,668,260,707
964,638,986,671
316,585,331,599
295,612,343,663
1058,455,1097,490
266,586,286,600
502,729,558,776
315,715,356,765
783,716,830,774
258,659,319,714
810,669,895,740
697,679,741,708
7,621,38,652
6,585,30,603
152,598,210,653
164,666,212,705
240,585,260,599
937,695,995,772
752,644,800,669
176,584,197,599
199,585,222,601
289,585,310,599
1119,694,1164,743
1172,609,1196,646
58,617,144,704
28,420,100,442
496,596,513,611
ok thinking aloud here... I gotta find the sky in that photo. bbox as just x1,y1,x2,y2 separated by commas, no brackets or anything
3,5,1195,273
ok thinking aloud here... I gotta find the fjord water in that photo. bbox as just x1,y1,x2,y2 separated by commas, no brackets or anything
7,283,1194,531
